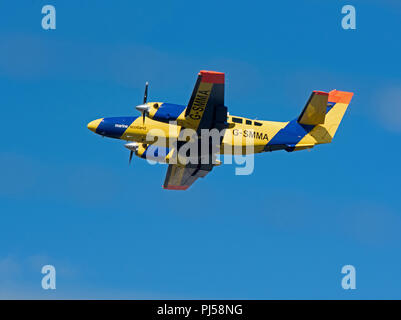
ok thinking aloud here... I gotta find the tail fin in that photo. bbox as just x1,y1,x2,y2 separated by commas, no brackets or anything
298,91,329,125
324,90,353,139
308,90,353,144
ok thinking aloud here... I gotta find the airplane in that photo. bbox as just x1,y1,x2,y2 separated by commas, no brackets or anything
87,70,353,190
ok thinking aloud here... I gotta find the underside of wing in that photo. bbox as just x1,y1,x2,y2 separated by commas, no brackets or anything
163,163,213,190
161,71,228,190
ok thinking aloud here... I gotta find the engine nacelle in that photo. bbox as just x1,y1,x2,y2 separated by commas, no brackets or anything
125,142,171,163
147,102,186,124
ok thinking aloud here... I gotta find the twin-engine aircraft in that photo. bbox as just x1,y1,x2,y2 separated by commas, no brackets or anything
87,70,353,190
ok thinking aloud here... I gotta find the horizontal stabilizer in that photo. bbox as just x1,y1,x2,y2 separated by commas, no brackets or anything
298,91,328,125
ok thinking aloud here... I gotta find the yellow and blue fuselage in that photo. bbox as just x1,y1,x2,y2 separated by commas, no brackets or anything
87,89,353,162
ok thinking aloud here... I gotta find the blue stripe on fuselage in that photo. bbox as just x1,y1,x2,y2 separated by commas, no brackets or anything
153,103,186,123
267,101,335,149
267,120,314,147
96,116,138,139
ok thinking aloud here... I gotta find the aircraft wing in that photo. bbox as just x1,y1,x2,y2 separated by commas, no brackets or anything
181,70,227,132
162,70,227,190
163,163,213,190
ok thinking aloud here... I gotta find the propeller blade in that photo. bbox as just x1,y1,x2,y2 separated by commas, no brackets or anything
129,150,133,165
143,82,148,104
142,112,146,124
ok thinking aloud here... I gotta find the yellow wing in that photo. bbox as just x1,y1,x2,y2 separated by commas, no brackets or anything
162,70,227,190
178,70,227,131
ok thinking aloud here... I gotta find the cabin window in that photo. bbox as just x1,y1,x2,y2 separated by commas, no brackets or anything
254,121,263,126
232,117,243,124
245,120,252,125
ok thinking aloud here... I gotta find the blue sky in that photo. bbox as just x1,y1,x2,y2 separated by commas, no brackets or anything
0,0,400,299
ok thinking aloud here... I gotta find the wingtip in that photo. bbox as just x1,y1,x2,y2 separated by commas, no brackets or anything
199,70,225,84
162,185,189,190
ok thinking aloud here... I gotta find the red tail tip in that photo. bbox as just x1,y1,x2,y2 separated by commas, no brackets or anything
199,70,225,84
328,90,354,104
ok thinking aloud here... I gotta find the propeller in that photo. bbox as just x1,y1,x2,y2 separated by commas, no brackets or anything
125,142,139,166
129,150,133,165
143,81,148,104
136,82,150,124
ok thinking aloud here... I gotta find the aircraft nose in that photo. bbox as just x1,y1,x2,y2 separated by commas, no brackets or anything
87,118,103,133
